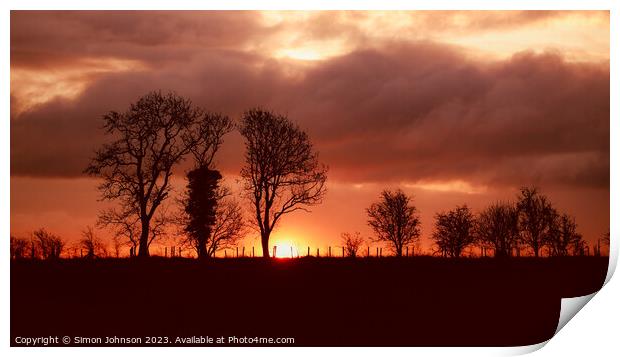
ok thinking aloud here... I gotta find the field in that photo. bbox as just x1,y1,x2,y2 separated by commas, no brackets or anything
11,256,608,347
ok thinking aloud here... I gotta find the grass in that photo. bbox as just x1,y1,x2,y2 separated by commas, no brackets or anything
11,256,608,346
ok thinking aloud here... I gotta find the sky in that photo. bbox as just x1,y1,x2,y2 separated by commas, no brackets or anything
10,11,610,257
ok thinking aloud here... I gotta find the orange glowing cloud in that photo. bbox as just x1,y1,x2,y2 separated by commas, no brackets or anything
11,57,146,114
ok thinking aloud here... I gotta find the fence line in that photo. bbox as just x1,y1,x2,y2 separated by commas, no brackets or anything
152,243,600,259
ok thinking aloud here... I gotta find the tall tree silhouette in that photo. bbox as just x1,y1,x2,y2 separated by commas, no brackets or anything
180,110,238,259
33,228,64,260
180,189,245,258
366,189,421,257
547,213,582,257
183,167,221,258
476,202,520,258
516,187,556,257
10,236,29,260
85,91,231,257
432,205,476,258
181,168,245,259
239,108,327,258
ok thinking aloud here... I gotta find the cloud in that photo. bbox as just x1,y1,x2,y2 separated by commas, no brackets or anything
288,45,609,189
10,12,609,192
10,11,267,67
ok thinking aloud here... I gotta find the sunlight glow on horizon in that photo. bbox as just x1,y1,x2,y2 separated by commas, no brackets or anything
271,238,301,258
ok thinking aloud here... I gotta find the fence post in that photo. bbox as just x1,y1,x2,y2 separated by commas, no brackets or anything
80,249,83,258
380,248,382,257
236,247,239,258
342,246,345,257
376,247,379,257
179,247,182,257
165,247,167,257
406,246,408,257
273,246,277,258
242,247,245,257
252,246,255,257
225,250,227,258
317,248,319,257
328,246,331,257
307,246,310,257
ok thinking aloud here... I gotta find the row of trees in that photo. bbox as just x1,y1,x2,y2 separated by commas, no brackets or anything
357,186,594,258
83,92,326,259
10,227,109,260
11,91,609,261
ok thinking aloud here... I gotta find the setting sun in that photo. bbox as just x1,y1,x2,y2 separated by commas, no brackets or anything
273,241,299,258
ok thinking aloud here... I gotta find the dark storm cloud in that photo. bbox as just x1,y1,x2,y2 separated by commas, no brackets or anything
288,45,609,189
10,12,609,191
10,11,267,68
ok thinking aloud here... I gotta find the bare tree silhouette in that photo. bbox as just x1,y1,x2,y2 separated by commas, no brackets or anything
366,189,421,257
516,187,556,257
10,236,29,260
85,91,230,257
573,239,589,256
111,235,123,258
98,208,140,257
341,232,365,258
239,108,327,258
80,226,108,259
547,213,583,257
602,230,610,248
208,196,245,257
476,202,520,258
33,229,64,260
432,205,476,258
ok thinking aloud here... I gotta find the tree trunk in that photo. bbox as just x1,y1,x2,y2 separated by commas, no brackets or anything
261,232,270,258
138,219,150,257
197,240,207,259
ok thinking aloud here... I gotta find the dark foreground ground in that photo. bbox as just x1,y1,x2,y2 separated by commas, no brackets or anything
11,256,608,347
